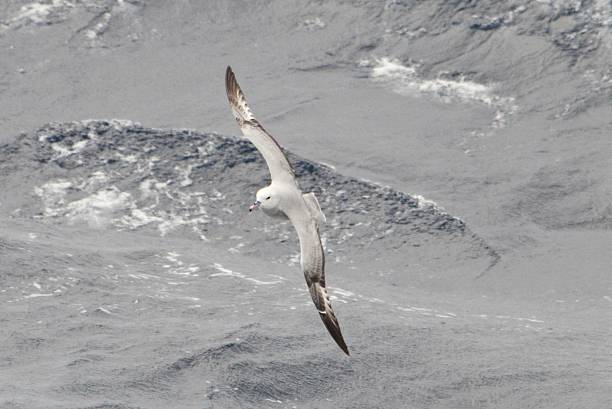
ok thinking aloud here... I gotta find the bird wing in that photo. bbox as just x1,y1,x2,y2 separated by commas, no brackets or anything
225,66,296,184
290,210,349,355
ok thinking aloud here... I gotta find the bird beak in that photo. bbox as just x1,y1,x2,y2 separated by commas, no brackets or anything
249,200,261,212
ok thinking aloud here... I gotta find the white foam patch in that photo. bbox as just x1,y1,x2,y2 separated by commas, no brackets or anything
197,140,217,156
37,174,134,226
34,180,73,217
51,139,89,158
366,57,511,105
5,0,74,28
39,126,99,160
513,317,545,323
122,208,163,228
361,57,518,127
125,177,212,237
139,178,167,200
303,17,325,31
175,165,193,187
319,161,336,170
79,171,108,191
161,252,200,277
209,263,283,286
65,187,134,228
155,214,210,237
23,293,54,299
328,287,357,303
413,195,444,212
30,123,224,241
115,152,139,163
6,273,80,302
411,194,464,224
264,398,283,404
84,11,111,43
34,170,212,236
95,306,114,315
366,57,417,79
417,77,497,105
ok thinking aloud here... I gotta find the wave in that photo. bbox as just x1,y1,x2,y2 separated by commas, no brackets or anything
360,57,518,128
0,121,494,257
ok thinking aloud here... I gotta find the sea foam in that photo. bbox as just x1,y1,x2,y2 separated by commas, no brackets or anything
361,57,518,127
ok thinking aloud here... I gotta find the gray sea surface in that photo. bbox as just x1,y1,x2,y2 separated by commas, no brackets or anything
1,1,611,408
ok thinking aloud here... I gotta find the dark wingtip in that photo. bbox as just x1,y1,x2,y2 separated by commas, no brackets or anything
319,312,350,356
339,338,350,356
225,66,234,96
341,343,350,356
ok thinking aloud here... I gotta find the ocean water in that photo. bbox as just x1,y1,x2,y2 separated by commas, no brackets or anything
1,1,611,408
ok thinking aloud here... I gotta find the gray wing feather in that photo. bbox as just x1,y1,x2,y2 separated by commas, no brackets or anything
292,214,349,355
303,192,326,227
225,66,296,184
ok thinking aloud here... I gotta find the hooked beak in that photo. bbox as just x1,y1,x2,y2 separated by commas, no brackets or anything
249,200,261,212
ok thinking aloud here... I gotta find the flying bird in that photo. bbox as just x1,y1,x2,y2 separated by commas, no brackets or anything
225,66,349,355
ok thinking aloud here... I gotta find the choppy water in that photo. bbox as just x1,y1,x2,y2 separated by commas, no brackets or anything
1,1,611,408
0,120,496,408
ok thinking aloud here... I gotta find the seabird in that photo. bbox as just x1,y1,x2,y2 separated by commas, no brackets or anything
225,66,349,355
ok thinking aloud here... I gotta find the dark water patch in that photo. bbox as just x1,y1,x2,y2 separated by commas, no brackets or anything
513,153,612,230
149,329,307,381
10,335,48,353
58,381,117,398
222,356,354,404
0,121,496,269
169,341,256,373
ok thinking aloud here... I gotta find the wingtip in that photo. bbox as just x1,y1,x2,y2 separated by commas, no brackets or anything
338,337,350,356
334,332,351,356
319,311,350,356
225,66,235,94
341,344,351,356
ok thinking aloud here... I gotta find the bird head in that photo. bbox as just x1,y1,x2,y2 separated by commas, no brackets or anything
250,186,278,212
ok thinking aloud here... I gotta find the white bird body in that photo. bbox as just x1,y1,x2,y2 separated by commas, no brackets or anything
225,66,349,355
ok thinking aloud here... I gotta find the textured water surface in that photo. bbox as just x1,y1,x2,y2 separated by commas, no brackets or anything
1,1,611,408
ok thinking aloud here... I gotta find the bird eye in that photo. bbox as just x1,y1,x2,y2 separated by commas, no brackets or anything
266,196,271,200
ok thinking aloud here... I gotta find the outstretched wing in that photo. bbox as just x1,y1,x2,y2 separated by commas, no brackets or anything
291,212,349,355
225,66,296,184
